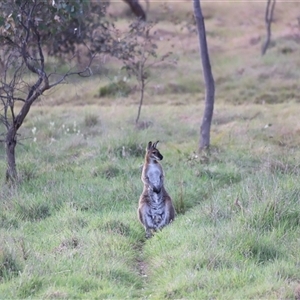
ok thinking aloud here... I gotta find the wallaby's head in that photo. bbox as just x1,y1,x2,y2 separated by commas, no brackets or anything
146,141,163,161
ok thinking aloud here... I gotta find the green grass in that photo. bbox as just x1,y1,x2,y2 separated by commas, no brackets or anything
1,103,300,298
1,1,300,298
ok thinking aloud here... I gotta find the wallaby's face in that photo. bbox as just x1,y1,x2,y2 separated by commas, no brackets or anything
146,141,163,161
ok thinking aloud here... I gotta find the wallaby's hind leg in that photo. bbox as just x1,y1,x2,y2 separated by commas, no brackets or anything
138,205,156,238
155,196,175,230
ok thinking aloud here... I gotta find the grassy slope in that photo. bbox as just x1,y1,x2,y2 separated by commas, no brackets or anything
1,1,300,299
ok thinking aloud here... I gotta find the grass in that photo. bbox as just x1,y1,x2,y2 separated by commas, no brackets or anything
1,104,300,299
1,1,300,299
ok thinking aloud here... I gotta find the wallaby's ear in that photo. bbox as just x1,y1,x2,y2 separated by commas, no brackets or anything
153,140,159,148
147,141,152,150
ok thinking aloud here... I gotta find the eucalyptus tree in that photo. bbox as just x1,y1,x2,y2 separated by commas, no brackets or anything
0,0,105,182
193,0,215,151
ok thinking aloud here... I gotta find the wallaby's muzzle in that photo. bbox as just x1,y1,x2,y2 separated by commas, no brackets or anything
155,153,163,161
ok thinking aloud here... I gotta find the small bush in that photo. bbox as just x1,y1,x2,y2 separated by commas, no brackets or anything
15,199,51,221
0,212,18,229
196,168,242,186
84,113,99,128
19,163,37,182
247,196,300,232
17,277,43,298
0,247,23,280
237,235,281,264
42,290,69,299
54,237,80,253
98,80,132,98
173,182,186,215
92,163,120,179
102,220,131,236
113,141,144,158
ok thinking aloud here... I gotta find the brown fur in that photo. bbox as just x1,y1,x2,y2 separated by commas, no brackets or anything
138,141,175,238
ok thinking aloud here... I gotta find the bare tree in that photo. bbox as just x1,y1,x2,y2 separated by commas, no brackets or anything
0,1,93,182
262,0,276,55
193,0,215,151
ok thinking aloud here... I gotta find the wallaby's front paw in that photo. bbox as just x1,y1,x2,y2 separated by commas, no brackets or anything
153,186,161,193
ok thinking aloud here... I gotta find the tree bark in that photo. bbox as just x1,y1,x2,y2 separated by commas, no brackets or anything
262,0,276,55
193,0,215,151
123,0,146,21
5,95,39,182
5,127,18,182
136,78,145,124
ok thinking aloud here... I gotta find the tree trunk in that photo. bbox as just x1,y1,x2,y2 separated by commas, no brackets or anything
193,0,215,151
262,0,276,55
123,0,146,21
5,126,18,182
136,77,145,124
5,88,42,182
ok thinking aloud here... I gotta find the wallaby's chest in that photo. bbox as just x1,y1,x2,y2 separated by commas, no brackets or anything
151,192,160,203
149,191,164,210
146,163,162,182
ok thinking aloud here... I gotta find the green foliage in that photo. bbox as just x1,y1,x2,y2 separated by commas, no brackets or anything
0,0,109,59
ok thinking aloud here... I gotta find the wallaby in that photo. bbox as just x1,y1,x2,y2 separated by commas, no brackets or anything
138,141,175,238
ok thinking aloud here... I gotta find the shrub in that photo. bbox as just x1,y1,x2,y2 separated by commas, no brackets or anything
84,113,99,128
98,80,132,98
0,246,23,280
15,199,51,221
17,277,43,298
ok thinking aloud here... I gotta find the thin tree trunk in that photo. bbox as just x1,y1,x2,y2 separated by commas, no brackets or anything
262,0,276,55
136,79,145,124
193,0,215,151
5,82,45,182
5,126,18,182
